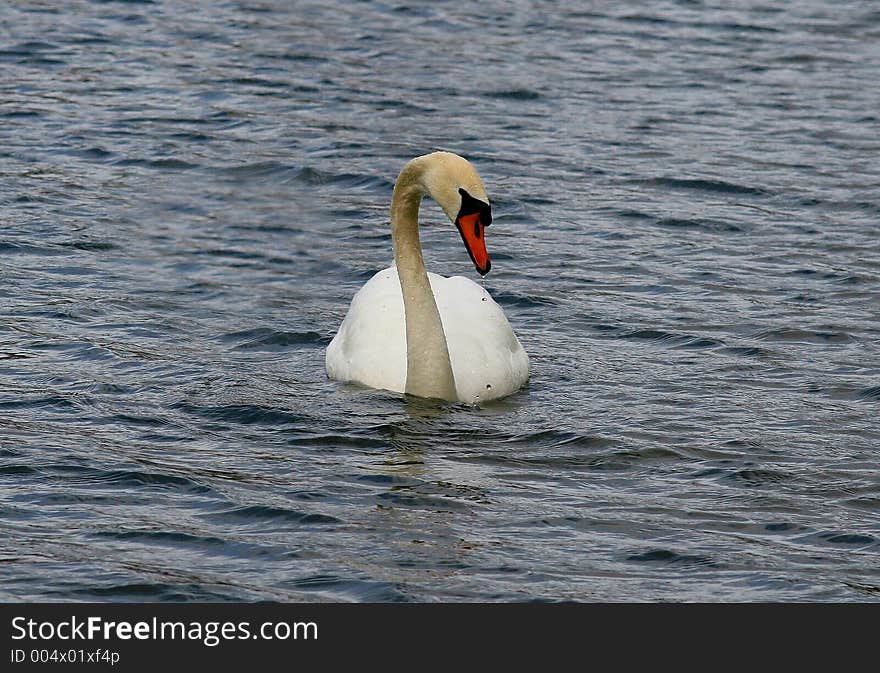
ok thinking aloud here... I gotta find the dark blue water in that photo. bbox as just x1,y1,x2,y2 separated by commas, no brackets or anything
1,1,878,602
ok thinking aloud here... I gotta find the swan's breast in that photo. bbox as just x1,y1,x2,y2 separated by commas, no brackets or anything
327,268,529,403
430,273,530,403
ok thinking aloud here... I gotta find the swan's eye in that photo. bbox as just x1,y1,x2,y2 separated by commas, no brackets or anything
457,187,491,226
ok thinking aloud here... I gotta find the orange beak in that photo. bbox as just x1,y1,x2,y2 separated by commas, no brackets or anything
455,212,491,276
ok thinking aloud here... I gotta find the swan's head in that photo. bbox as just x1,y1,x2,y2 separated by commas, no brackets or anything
418,152,493,276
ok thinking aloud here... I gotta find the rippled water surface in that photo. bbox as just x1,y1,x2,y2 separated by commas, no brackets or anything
2,1,879,602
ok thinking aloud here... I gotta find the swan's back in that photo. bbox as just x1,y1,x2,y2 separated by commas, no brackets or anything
325,266,529,403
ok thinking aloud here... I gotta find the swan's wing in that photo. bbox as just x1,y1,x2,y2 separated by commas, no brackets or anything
325,267,407,394
431,273,530,403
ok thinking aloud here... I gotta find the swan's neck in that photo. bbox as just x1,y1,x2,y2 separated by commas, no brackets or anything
391,163,457,401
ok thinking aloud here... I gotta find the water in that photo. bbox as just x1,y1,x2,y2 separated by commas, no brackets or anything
1,0,878,602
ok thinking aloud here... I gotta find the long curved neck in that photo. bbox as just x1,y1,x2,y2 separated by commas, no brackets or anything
390,160,457,401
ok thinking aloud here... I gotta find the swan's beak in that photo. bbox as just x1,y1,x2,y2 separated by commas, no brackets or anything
456,212,491,276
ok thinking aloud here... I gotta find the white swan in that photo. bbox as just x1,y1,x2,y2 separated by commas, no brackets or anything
325,151,529,404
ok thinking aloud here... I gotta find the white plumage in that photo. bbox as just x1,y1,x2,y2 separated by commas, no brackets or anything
326,265,529,404
325,151,530,404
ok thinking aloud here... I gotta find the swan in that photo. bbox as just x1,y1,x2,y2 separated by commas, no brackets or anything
325,151,529,404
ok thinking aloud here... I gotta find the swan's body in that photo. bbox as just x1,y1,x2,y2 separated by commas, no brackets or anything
326,266,528,404
325,152,529,404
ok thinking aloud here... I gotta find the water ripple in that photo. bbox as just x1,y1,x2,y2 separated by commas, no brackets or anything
1,0,878,603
